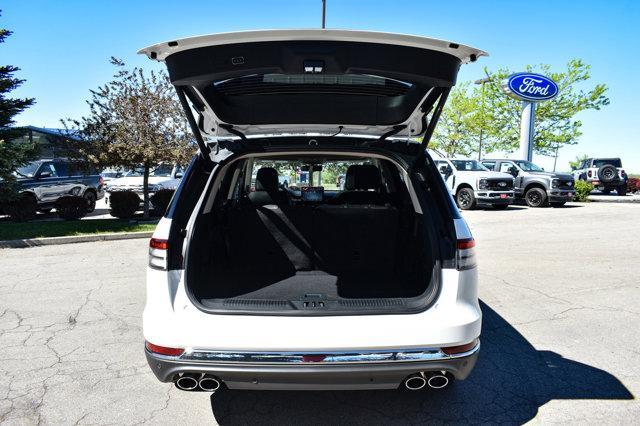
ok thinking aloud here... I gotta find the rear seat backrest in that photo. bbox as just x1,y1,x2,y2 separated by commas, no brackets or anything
313,205,399,274
331,164,388,205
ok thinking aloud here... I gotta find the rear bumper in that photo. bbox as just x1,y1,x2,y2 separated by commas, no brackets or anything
145,342,480,390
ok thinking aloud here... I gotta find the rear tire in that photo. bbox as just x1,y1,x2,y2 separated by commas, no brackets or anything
550,202,566,207
617,185,627,196
456,188,477,210
525,187,548,208
83,191,97,213
492,204,509,210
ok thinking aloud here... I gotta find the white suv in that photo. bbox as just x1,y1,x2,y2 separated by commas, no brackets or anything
572,157,628,195
434,158,514,210
141,30,484,392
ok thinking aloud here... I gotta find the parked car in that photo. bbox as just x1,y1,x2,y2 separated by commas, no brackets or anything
434,158,514,210
8,158,104,213
572,157,628,195
104,164,184,205
141,29,484,393
481,159,575,207
100,168,125,183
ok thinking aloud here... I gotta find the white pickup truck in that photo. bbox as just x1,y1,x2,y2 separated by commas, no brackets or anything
434,158,515,210
104,164,184,205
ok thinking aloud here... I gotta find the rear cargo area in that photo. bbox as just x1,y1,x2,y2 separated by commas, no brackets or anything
185,156,438,314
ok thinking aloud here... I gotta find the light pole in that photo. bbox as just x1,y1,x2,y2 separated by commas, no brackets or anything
474,76,491,161
321,0,326,28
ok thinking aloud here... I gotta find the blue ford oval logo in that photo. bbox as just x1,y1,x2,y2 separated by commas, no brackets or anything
502,73,559,102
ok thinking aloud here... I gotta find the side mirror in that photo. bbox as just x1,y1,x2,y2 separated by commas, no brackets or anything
438,165,451,175
541,167,545,171
175,172,183,179
38,171,52,178
509,167,519,177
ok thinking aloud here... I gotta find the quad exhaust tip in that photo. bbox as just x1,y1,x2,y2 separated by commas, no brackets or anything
199,376,221,392
404,374,427,391
175,374,199,391
427,373,449,389
404,372,450,390
175,373,222,392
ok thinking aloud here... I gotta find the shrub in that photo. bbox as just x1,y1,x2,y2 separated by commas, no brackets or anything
2,193,37,222
627,177,640,194
573,180,594,202
109,191,140,218
55,195,88,221
150,189,175,216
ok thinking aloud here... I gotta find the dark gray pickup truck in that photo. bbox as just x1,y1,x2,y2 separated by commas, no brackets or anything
8,159,105,213
481,159,575,207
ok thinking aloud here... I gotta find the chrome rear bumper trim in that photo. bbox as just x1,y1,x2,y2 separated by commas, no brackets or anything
153,341,480,365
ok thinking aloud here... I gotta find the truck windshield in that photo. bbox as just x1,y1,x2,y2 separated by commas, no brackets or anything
450,160,487,171
14,161,41,178
514,160,544,172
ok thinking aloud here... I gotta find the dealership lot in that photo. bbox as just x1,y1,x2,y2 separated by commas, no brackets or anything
0,202,638,424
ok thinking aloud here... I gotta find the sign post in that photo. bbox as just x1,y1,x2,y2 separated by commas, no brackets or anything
502,73,559,161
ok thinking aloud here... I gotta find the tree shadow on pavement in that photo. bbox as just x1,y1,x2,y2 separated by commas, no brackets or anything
210,302,633,425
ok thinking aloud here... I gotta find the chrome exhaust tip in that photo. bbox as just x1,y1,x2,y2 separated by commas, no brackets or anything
427,373,449,389
175,373,199,391
199,376,221,392
404,374,427,391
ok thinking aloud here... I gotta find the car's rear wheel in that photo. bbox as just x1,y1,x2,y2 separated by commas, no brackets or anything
525,187,548,207
617,185,627,196
492,204,509,210
550,202,566,207
456,188,476,210
83,191,97,213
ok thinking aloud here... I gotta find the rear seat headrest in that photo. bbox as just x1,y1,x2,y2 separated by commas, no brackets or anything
345,165,382,191
255,167,279,191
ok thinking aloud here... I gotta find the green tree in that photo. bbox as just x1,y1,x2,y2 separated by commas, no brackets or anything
432,82,479,157
0,10,37,203
64,58,195,219
479,59,609,157
569,153,589,170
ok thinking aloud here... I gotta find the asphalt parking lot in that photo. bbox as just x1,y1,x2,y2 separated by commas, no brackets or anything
1,202,638,424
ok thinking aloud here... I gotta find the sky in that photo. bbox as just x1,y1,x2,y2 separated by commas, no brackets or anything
2,0,639,172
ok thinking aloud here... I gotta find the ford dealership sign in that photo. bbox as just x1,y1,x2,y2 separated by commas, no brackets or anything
502,73,559,102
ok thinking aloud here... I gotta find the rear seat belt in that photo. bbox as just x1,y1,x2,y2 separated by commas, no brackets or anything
255,205,318,271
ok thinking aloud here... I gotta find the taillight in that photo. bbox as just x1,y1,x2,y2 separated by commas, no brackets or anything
145,341,184,357
457,238,476,271
588,170,592,178
149,238,168,270
442,339,478,355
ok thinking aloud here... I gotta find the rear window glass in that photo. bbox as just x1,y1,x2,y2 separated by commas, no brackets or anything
249,158,374,192
451,160,487,171
214,74,413,97
593,159,622,168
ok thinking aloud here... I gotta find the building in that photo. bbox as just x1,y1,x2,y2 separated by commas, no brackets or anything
10,125,82,159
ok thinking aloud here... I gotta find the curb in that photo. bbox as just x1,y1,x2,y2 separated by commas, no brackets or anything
0,231,153,249
587,196,640,204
